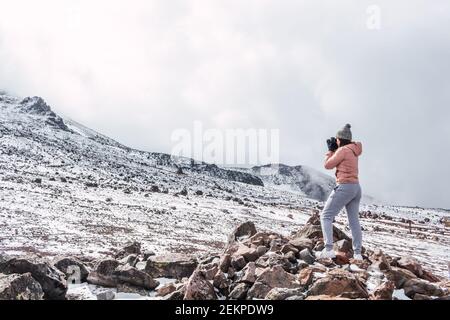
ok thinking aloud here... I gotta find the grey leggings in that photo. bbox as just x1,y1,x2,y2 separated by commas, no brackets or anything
320,183,362,254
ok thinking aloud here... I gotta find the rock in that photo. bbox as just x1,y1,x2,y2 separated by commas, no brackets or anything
256,246,268,257
87,259,120,287
280,244,299,255
403,278,445,299
229,283,250,300
413,293,432,300
121,254,140,267
255,253,293,273
96,290,115,300
233,244,259,263
145,253,197,279
370,281,395,300
284,251,297,264
369,250,391,271
240,262,257,284
316,258,335,267
265,287,305,300
285,295,305,300
299,249,315,265
183,270,217,300
296,260,310,271
335,252,350,266
349,258,370,270
333,239,353,254
421,269,441,283
213,270,229,291
115,241,141,260
202,264,219,281
231,256,247,271
288,238,314,251
397,256,423,277
53,257,90,283
308,269,368,299
116,283,149,296
0,256,67,300
218,254,232,273
150,185,160,193
227,221,257,245
306,212,321,225
163,284,186,300
156,282,177,297
385,267,418,289
113,265,159,290
142,251,156,261
298,267,314,287
247,265,303,299
294,224,350,242
305,295,351,300
0,273,44,300
246,232,277,247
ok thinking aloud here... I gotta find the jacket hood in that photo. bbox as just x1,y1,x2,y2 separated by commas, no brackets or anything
345,142,362,156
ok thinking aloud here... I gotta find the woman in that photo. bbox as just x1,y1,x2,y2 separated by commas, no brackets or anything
316,124,364,260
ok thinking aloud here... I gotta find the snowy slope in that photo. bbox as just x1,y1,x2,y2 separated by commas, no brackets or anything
0,92,449,276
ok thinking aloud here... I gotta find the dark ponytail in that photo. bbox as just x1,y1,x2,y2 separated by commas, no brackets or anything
339,138,352,146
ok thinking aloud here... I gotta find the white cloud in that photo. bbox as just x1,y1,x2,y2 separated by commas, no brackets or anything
1,0,449,208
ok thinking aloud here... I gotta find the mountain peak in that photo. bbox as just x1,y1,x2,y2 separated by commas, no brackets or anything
20,96,53,116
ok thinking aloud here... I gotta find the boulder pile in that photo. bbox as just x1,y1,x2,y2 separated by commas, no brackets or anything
1,217,448,300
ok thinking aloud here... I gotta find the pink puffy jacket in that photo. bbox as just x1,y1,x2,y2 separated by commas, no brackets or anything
324,142,362,184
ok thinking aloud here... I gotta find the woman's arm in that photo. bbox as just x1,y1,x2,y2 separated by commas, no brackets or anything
324,148,345,169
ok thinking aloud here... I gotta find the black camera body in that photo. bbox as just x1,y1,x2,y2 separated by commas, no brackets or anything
327,137,338,152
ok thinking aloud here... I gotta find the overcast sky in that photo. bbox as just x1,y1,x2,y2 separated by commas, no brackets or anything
1,0,449,209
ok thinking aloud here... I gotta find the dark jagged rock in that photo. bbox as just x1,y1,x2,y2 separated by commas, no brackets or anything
145,254,197,279
0,256,67,300
53,257,90,283
0,273,44,300
115,241,141,260
227,221,257,246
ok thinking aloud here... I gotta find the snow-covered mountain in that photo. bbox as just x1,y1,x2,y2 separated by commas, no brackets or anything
229,164,335,201
0,91,449,277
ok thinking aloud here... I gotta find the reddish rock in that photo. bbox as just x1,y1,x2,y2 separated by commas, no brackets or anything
218,254,232,273
213,270,229,290
403,278,445,299
288,238,314,251
420,269,441,283
335,252,350,266
308,269,368,299
333,239,353,254
385,267,418,289
397,256,423,277
298,267,314,287
231,256,246,271
240,262,257,284
183,270,217,300
305,295,351,300
156,282,177,297
370,281,395,300
246,266,302,299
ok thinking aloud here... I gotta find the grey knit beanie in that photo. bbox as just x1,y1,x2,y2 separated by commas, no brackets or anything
336,123,352,140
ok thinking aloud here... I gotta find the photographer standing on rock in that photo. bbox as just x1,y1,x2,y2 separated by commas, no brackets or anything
316,124,364,261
